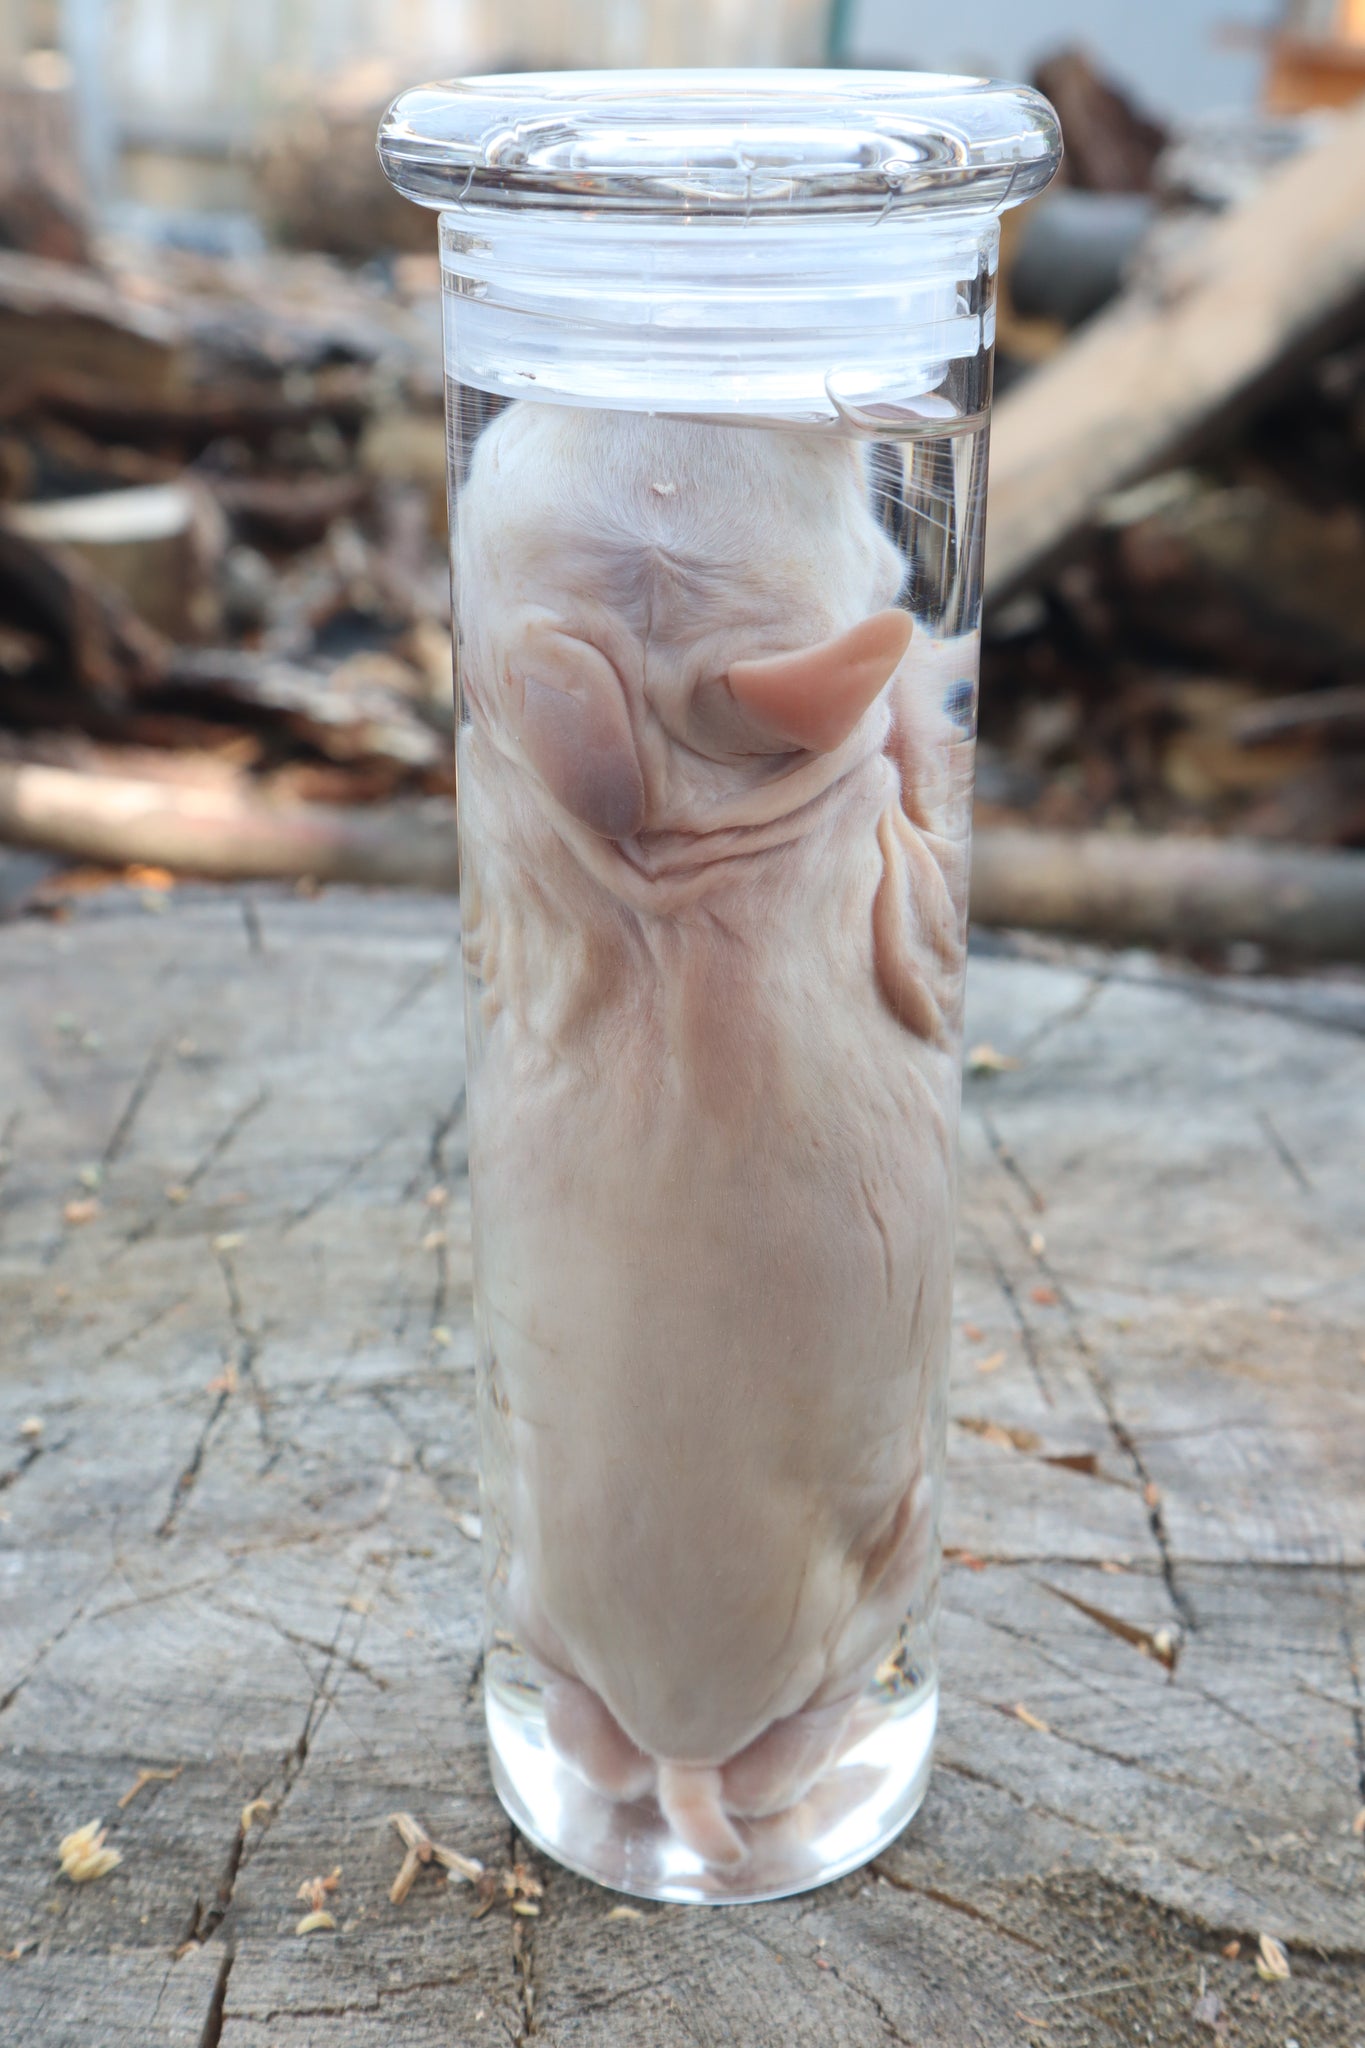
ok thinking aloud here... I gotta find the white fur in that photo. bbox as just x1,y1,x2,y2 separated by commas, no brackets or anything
457,402,966,1856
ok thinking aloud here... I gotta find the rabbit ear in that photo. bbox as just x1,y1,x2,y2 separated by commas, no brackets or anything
727,609,912,754
506,625,646,839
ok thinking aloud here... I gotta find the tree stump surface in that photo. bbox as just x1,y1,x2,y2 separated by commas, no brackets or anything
1,887,1362,2048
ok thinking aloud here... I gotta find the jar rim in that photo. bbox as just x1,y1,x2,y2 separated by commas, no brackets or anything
378,68,1062,221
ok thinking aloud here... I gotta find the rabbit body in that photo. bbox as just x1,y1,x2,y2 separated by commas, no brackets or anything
457,402,967,1861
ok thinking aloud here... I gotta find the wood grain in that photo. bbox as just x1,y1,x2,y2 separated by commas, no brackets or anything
1,890,1362,2047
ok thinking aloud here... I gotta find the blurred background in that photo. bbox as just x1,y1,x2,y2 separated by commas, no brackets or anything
2,0,1365,959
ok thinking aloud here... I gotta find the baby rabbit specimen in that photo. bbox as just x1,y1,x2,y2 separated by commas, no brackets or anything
458,400,969,1869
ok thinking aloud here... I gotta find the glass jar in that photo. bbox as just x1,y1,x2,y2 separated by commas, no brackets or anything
379,69,1061,1905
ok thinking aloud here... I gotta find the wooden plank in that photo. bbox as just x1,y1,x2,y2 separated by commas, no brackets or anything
0,251,187,395
986,94,1365,596
0,890,1362,2047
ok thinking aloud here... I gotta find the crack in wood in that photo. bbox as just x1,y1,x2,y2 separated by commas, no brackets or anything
0,1583,103,1715
107,1089,273,1262
934,1756,1244,1894
221,1605,391,1692
102,1035,170,1168
973,934,1365,1042
98,1290,191,1359
739,1921,921,2047
1041,1580,1179,1670
185,1820,248,1952
215,1245,274,1451
1175,1668,1359,1795
0,1106,19,1180
157,1389,232,1540
185,1088,272,1191
174,1604,374,1981
404,1084,467,1201
239,894,265,957
962,1613,1191,1756
0,1441,43,1492
1255,1106,1314,1195
991,1183,1199,1634
465,1644,486,1707
378,954,449,1031
558,1972,684,2019
197,1942,234,2048
510,1824,539,2042
1339,1617,1365,1815
967,1221,1055,1409
246,1975,483,2022
977,1105,1047,1215
965,1679,1332,1832
1015,968,1112,1059
430,1230,451,1336
285,1130,397,1234
85,1565,242,1628
811,1957,918,2047
869,1864,1049,1951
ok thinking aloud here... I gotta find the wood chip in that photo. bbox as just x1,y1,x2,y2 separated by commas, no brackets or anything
967,1043,1021,1074
424,1185,450,1209
1028,1231,1047,1256
62,1197,100,1225
18,1416,42,1440
957,1416,1042,1453
240,1798,271,1832
388,1812,483,1905
1013,1703,1051,1735
605,1905,644,1921
1030,1285,1059,1307
1255,1932,1290,1981
1351,1806,1365,1836
976,1350,1007,1374
57,1821,121,1882
389,1845,423,1905
962,1321,985,1342
211,1232,244,1254
295,1866,341,1914
1222,1940,1241,1960
1143,1480,1162,1509
295,1910,336,1935
1044,1582,1181,1671
117,1764,182,1808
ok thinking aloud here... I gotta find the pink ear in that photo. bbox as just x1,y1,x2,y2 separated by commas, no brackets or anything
507,626,645,839
727,609,912,754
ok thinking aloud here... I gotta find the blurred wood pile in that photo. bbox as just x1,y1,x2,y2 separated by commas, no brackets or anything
981,52,1365,930
0,78,458,895
0,55,1364,958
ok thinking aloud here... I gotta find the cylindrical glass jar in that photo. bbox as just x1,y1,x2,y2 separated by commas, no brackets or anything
380,71,1061,1905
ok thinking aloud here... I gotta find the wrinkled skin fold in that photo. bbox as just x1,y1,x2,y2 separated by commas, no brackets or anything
457,401,970,1866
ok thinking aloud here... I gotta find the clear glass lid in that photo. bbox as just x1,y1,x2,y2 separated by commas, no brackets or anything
378,69,1062,219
